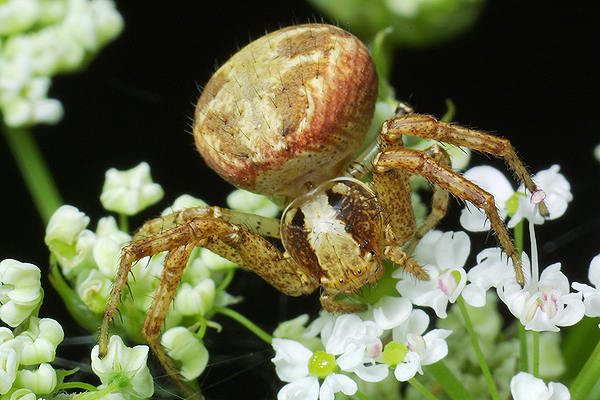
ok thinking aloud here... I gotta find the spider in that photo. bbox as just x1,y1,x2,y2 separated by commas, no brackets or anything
99,23,548,396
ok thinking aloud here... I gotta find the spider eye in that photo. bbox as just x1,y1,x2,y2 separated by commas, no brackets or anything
339,278,344,284
369,250,376,256
356,269,362,275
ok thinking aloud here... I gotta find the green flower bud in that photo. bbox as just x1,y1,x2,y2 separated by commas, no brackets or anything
14,317,63,365
75,268,112,314
308,0,485,48
0,0,39,36
226,189,279,218
96,216,130,244
45,205,95,276
0,328,14,345
100,162,164,215
14,363,56,395
0,347,18,394
161,194,207,216
200,249,237,271
173,280,215,316
0,259,42,327
5,388,36,400
161,327,209,381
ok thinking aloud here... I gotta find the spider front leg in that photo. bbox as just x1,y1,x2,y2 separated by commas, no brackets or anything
382,114,549,216
374,148,526,285
100,212,318,396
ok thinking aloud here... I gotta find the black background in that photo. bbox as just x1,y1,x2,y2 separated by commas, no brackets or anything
1,1,598,398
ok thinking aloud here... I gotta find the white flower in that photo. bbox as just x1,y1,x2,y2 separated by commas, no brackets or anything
161,327,209,381
458,165,572,231
395,231,469,318
386,309,451,381
90,335,154,399
572,254,600,323
462,247,516,307
100,162,164,215
498,255,584,332
323,314,388,382
0,259,43,327
507,165,572,228
271,339,357,400
510,371,570,400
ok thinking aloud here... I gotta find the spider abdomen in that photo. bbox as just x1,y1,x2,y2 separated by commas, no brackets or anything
194,24,377,198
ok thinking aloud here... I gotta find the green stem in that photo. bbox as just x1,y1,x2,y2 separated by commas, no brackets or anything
532,331,540,376
2,124,62,223
518,324,528,372
457,296,500,400
118,213,129,233
440,98,456,123
408,378,438,400
73,380,120,400
570,337,600,400
425,361,473,400
216,268,236,293
352,390,374,400
513,220,529,372
215,306,272,344
56,382,99,392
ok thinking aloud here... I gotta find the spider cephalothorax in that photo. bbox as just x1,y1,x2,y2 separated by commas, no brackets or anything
99,23,548,397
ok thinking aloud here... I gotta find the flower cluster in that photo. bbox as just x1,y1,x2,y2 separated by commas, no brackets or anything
269,164,594,399
0,260,60,398
45,161,280,383
0,259,154,400
0,0,123,127
272,305,451,400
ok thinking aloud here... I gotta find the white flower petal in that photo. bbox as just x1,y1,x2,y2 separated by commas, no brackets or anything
588,255,600,287
352,363,389,383
372,296,412,330
271,339,312,382
548,381,571,400
277,376,319,400
510,372,552,399
393,351,421,381
461,283,486,307
320,373,357,400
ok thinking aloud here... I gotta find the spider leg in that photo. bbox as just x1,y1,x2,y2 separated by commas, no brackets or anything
381,114,549,216
100,213,318,359
406,144,451,255
133,205,281,241
373,148,525,285
144,242,200,400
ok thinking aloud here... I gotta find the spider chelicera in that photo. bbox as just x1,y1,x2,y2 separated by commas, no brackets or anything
99,23,548,396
